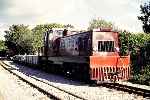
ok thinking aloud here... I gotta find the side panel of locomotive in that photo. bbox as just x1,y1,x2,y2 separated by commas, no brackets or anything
40,29,92,80
42,30,92,64
59,31,92,56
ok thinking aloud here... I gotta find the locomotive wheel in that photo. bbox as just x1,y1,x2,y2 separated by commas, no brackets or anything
63,63,76,79
63,63,71,78
63,62,90,82
72,63,90,81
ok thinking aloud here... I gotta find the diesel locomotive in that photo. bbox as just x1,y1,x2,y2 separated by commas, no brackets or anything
13,28,130,83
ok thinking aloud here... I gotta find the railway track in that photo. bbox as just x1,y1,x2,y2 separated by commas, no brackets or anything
98,82,150,97
0,61,87,100
1,60,150,100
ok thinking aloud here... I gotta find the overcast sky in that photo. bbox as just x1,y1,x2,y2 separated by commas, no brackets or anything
0,0,149,40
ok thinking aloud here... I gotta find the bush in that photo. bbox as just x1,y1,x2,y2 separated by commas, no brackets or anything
131,65,150,85
119,32,150,85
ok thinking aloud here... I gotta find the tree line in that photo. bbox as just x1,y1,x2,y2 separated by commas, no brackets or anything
4,23,65,55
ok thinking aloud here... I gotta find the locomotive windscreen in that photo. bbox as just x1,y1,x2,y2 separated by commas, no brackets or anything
98,41,114,52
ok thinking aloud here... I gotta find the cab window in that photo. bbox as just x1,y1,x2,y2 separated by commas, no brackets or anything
98,41,114,52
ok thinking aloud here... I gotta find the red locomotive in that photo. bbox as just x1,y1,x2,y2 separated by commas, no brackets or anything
39,28,130,83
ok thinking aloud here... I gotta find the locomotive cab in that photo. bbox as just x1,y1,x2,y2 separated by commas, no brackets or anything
90,29,130,83
92,29,119,56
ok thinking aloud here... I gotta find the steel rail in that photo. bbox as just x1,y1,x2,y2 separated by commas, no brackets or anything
0,61,87,100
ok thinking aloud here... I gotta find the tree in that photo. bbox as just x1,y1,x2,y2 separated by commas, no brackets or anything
31,23,64,52
5,24,33,55
88,18,113,30
118,31,130,56
119,31,150,85
138,2,150,33
4,23,70,55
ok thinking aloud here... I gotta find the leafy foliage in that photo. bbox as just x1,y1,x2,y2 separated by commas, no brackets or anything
88,18,113,30
138,1,150,33
131,65,150,85
120,32,150,85
118,31,130,56
5,24,33,55
119,31,150,56
4,23,65,55
0,40,7,51
31,23,64,52
0,40,7,57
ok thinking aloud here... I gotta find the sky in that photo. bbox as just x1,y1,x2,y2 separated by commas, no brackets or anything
0,0,149,40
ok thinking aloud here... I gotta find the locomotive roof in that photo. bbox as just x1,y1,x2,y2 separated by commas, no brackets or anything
61,30,117,39
61,30,91,38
